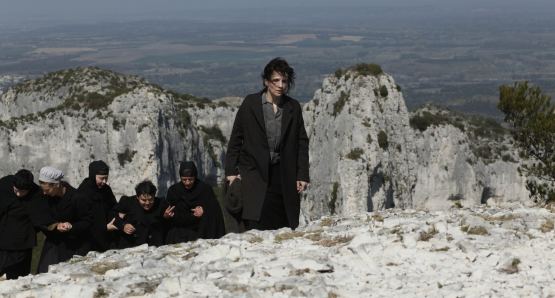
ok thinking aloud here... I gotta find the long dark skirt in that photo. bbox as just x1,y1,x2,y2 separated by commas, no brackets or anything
0,248,32,279
246,163,290,231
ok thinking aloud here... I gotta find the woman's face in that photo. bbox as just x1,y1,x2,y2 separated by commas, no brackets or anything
138,194,155,210
181,176,195,189
264,71,288,98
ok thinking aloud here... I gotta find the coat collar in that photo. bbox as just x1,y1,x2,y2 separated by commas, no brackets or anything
251,90,294,142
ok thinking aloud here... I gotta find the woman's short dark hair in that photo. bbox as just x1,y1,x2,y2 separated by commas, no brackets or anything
261,57,295,95
13,169,34,190
135,180,157,197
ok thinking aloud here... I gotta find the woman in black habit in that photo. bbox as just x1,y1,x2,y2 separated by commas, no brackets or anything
0,170,58,279
77,160,118,252
165,161,225,243
37,166,94,274
109,181,167,249
225,57,310,231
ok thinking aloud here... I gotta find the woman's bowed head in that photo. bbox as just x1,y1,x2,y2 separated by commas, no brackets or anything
164,161,203,219
12,169,34,198
122,180,157,235
38,166,72,233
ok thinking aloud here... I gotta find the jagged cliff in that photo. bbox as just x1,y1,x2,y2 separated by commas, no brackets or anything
299,65,531,223
0,67,235,197
0,66,532,220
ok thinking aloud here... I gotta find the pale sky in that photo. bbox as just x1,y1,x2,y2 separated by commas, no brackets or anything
2,0,554,24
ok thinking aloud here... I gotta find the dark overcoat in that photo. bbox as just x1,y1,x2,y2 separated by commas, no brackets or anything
165,179,226,243
225,90,310,229
37,183,93,274
109,196,167,249
0,175,58,251
78,178,118,252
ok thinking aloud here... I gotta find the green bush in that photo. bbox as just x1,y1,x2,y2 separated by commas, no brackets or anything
217,101,228,108
117,148,137,166
181,110,191,124
332,91,349,116
201,125,227,143
334,68,343,79
380,86,389,97
378,131,388,149
349,63,383,76
475,145,492,159
329,182,339,214
396,84,402,92
409,111,451,132
346,148,364,161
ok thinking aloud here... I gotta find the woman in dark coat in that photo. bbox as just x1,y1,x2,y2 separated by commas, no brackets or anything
165,161,226,243
78,160,118,252
109,181,168,249
0,170,58,279
225,57,310,230
37,166,93,274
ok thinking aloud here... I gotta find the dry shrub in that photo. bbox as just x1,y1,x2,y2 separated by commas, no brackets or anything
90,262,124,275
540,220,554,233
480,214,520,221
316,235,354,247
304,230,323,241
274,231,305,243
467,227,488,235
319,218,333,227
419,227,438,241
249,236,263,244
372,213,384,222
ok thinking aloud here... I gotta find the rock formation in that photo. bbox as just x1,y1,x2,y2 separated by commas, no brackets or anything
1,206,554,297
299,66,531,223
0,65,532,216
0,67,235,197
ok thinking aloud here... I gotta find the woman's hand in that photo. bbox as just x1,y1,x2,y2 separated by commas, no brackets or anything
226,175,242,185
57,222,73,232
123,224,135,234
297,181,307,193
107,218,118,231
164,206,176,219
191,206,203,218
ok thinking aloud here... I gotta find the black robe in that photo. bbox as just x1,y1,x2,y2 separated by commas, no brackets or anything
0,175,57,278
109,196,167,249
165,179,225,244
37,183,93,274
77,178,117,252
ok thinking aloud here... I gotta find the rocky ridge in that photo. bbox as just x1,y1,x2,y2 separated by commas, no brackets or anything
299,65,531,223
0,65,532,215
0,67,234,196
1,206,555,297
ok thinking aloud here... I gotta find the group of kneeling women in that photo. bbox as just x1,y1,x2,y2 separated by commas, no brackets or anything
0,160,225,279
0,57,312,280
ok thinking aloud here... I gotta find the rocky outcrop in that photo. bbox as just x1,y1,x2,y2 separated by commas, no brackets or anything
300,68,418,223
0,67,234,197
411,105,530,210
300,67,531,223
0,66,532,216
2,206,554,297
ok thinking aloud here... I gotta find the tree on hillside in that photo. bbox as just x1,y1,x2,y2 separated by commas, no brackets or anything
497,81,555,204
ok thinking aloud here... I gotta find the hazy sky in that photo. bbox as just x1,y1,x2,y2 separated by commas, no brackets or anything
2,0,554,26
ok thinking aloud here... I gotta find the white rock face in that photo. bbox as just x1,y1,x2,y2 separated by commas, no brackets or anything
0,69,236,197
0,67,532,212
300,71,531,223
2,206,554,297
412,120,531,210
